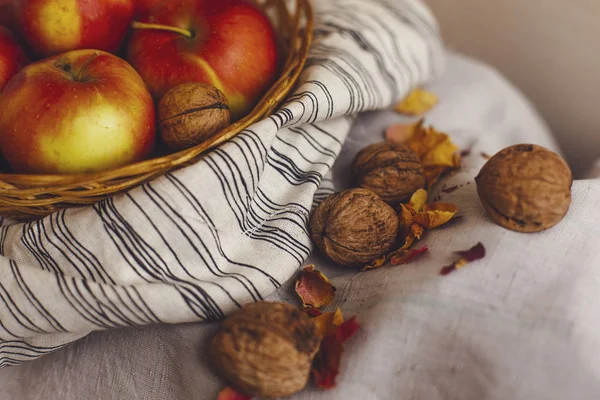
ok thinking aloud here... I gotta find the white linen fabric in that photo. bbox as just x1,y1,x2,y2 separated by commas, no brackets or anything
3,52,599,400
0,0,444,366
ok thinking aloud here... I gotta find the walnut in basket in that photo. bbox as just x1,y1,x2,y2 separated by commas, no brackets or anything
475,144,572,233
210,302,321,398
158,82,231,151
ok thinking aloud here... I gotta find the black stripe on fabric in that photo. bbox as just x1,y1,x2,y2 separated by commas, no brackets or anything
166,174,281,289
10,261,66,332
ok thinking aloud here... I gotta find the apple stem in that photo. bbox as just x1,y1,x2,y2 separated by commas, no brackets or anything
131,21,194,39
77,52,100,82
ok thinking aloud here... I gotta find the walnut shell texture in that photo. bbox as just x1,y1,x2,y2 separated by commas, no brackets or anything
475,144,572,233
310,188,400,267
353,142,425,204
158,82,231,151
210,302,321,398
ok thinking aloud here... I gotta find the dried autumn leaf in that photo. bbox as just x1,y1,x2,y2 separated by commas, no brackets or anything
295,265,336,310
406,126,459,168
362,254,388,271
217,387,251,400
385,120,422,145
311,315,360,389
394,89,439,116
407,188,427,213
390,246,429,265
440,242,486,275
413,203,459,229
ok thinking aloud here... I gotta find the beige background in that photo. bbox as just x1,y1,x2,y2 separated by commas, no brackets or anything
425,0,600,176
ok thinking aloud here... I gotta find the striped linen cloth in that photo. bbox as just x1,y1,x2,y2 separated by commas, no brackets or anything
0,0,444,366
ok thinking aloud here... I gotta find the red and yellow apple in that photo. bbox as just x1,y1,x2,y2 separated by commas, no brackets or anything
15,0,135,57
0,26,29,92
127,0,279,120
0,49,155,174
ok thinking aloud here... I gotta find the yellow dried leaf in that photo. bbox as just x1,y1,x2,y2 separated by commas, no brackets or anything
385,120,423,145
413,203,458,229
406,126,459,168
394,89,438,116
407,189,427,213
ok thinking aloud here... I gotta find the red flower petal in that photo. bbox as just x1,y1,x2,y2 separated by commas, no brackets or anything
455,242,486,262
295,265,336,310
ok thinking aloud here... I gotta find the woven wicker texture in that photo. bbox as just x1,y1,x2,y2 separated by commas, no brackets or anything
0,0,313,220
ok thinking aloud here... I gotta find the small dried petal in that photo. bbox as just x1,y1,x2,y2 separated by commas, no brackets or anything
455,242,486,262
385,120,423,145
295,265,336,310
311,334,343,389
306,309,323,318
217,387,251,400
394,89,438,116
440,243,486,275
390,246,429,265
413,203,459,229
311,314,360,389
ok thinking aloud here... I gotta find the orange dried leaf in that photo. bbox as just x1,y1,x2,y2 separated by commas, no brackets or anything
362,254,388,271
311,315,360,389
390,246,429,265
440,243,486,275
217,387,251,400
394,89,438,116
423,166,449,189
413,203,459,229
295,265,336,310
313,308,344,336
385,119,423,145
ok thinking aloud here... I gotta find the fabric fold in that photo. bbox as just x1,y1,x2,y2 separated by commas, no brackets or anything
0,0,444,366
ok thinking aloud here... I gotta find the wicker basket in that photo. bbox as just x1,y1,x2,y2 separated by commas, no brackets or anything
0,0,313,220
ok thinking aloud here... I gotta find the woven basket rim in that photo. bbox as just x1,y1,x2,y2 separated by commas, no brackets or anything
0,0,314,189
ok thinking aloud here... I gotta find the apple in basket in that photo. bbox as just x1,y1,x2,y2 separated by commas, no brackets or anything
14,0,135,57
0,26,30,92
0,0,16,30
127,0,279,120
0,49,155,174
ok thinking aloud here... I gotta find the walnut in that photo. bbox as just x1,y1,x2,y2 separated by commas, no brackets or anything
158,82,231,151
310,188,400,267
475,144,572,233
353,142,425,204
210,302,321,398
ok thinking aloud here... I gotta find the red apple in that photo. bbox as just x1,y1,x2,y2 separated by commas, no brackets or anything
0,0,16,30
15,0,135,57
0,26,29,92
127,0,279,120
134,0,163,17
0,49,155,174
